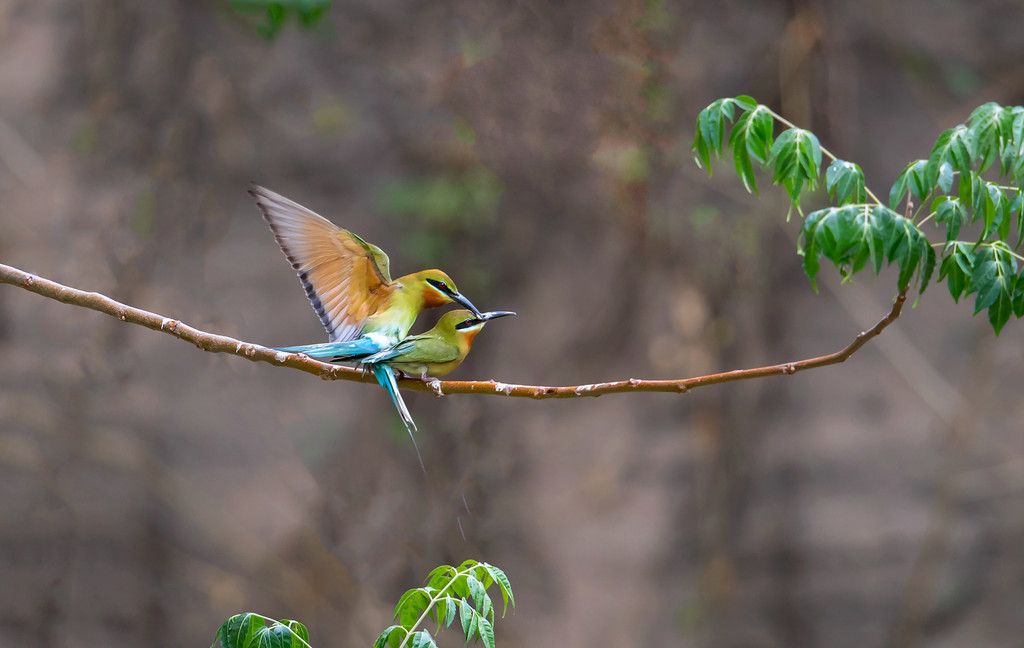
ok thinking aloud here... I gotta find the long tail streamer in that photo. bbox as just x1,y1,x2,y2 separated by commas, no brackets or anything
371,363,424,472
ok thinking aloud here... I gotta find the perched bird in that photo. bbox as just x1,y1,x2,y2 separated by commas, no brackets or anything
352,309,517,440
250,184,482,359
363,309,516,377
281,309,515,470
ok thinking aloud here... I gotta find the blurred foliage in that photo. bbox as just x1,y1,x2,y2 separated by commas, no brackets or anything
228,0,330,39
378,166,503,266
592,140,652,183
379,167,502,229
311,98,354,135
212,560,514,648
70,116,100,157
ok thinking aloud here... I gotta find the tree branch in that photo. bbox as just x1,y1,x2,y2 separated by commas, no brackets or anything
0,262,907,399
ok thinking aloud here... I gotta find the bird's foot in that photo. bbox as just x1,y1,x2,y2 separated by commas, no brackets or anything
425,377,444,397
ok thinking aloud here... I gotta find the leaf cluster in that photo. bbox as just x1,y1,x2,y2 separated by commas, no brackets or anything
374,559,515,648
213,614,310,648
693,97,1024,334
228,0,330,39
211,560,514,648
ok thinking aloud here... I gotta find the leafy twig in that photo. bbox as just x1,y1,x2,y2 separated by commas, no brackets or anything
763,105,885,207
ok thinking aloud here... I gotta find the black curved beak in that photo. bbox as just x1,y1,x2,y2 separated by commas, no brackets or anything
478,310,516,321
450,291,484,318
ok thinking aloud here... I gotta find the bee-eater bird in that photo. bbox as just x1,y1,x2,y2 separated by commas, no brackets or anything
249,184,483,359
276,309,514,470
350,309,517,440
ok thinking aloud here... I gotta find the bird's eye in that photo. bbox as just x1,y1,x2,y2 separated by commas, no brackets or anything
428,278,450,293
455,319,476,330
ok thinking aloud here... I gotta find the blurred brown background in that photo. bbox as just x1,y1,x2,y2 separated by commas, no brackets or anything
3,1,1024,647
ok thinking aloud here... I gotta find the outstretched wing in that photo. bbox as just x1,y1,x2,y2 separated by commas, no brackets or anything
250,184,394,342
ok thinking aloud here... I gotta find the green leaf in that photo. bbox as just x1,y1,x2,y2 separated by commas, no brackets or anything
727,105,774,193
733,94,758,111
990,290,1013,334
937,162,954,193
920,240,937,296
782,176,806,214
1011,107,1024,151
444,596,457,628
826,159,866,205
476,616,495,648
971,244,1017,334
1013,273,1024,317
1007,107,1024,183
889,162,912,211
459,600,476,643
731,121,758,194
410,630,435,648
799,208,826,288
693,98,737,171
954,241,975,275
394,589,418,622
1016,148,1024,188
770,127,820,212
906,160,930,202
1013,190,1024,249
771,128,800,184
426,565,455,590
892,218,922,290
969,175,990,234
373,626,405,648
216,613,262,648
972,249,1007,312
996,186,1011,242
480,589,494,622
481,564,515,615
396,590,431,629
798,130,822,182
747,106,774,163
939,253,966,302
281,621,308,646
466,575,486,613
977,181,1005,240
926,125,972,187
472,564,494,589
693,124,710,170
932,196,966,243
250,624,294,648
967,102,1004,172
957,171,973,210
945,241,976,302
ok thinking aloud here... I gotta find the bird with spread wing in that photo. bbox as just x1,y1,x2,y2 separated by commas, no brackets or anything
250,184,511,464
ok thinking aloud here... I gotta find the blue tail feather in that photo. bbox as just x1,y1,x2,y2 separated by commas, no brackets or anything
275,336,386,360
372,363,424,472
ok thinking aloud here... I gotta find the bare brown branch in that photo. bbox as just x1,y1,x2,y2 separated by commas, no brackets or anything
0,262,907,398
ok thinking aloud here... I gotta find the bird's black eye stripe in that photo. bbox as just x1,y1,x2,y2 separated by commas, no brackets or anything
455,319,479,330
427,278,452,294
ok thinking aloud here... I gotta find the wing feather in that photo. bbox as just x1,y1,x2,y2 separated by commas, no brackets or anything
367,336,461,365
250,184,395,342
